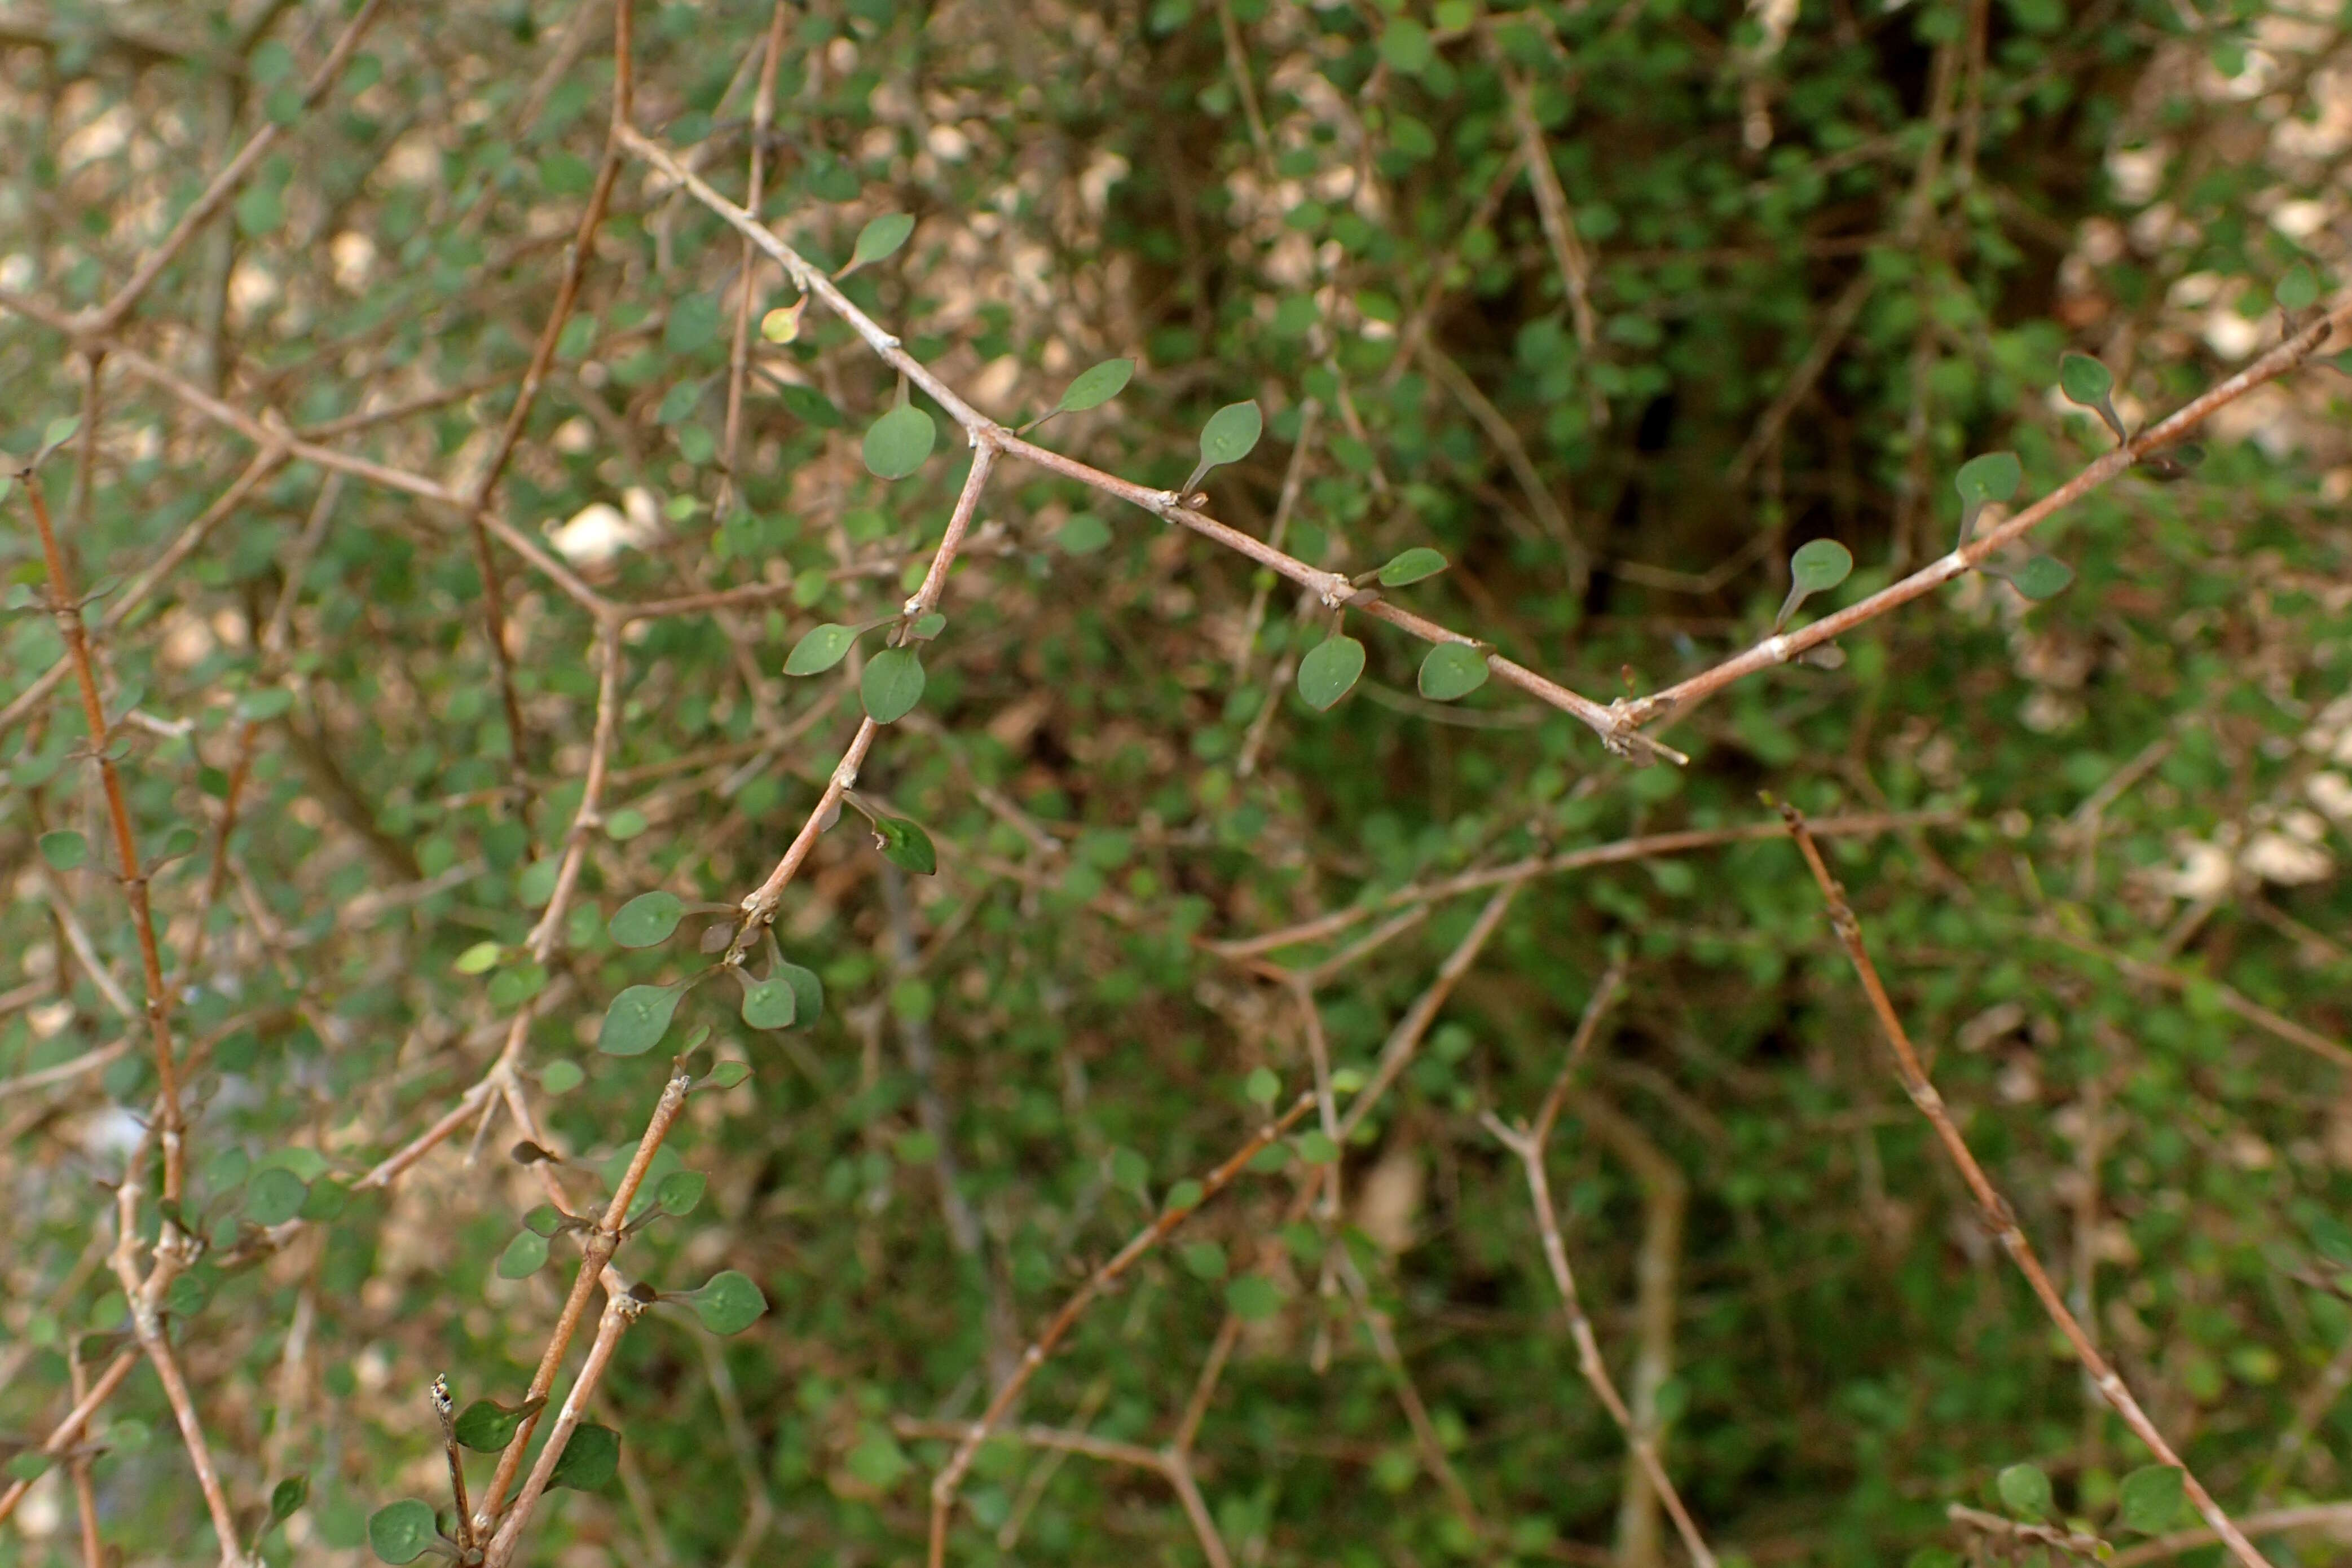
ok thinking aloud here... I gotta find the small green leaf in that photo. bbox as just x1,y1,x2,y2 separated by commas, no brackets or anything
1055,358,1134,414
1297,1130,1340,1165
1775,539,1855,631
6,1452,51,1483
1056,514,1112,554
2012,555,2074,601
655,1170,707,1216
1954,451,2022,506
784,622,857,675
1376,547,1447,587
1196,400,1263,474
1164,1178,1205,1213
2276,262,2319,313
862,404,936,481
692,1270,768,1334
600,985,681,1056
873,816,937,875
366,1500,438,1565
244,1168,309,1227
1997,1461,2053,1521
452,1396,545,1453
539,1059,584,1095
778,961,823,1025
38,830,86,871
523,1204,566,1237
839,213,915,277
268,1472,309,1525
704,1059,752,1090
2058,352,2113,407
299,1178,350,1221
2117,1464,2186,1534
1180,1240,1226,1280
604,808,649,841
497,1230,549,1279
909,612,946,641
1226,1274,1283,1322
1297,635,1366,712
453,940,502,975
1417,642,1488,701
740,977,798,1030
1790,538,1853,592
239,687,296,722
1245,1067,1280,1107
547,1422,622,1491
609,892,684,948
860,648,926,723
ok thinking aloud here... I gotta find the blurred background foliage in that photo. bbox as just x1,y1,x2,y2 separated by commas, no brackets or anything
4,0,2352,1565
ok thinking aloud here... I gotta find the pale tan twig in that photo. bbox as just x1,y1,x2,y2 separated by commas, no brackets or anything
1624,297,2352,741
1780,802,2272,1568
1214,809,1957,959
108,1211,238,1563
65,1347,102,1568
1482,967,1718,1568
2106,1504,2352,1567
478,1068,691,1552
613,124,1682,766
925,1093,1316,1568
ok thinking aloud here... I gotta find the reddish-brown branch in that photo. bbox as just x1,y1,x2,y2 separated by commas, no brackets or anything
1780,802,2273,1568
19,469,184,1203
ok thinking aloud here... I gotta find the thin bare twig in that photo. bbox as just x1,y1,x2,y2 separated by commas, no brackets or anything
1779,801,2272,1568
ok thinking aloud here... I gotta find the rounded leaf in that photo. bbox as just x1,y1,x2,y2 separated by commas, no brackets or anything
1197,400,1263,469
759,298,806,343
692,1270,768,1334
2117,1464,2186,1534
268,1473,309,1524
2275,262,2319,313
1376,547,1447,587
2058,351,2113,407
600,984,681,1056
1789,538,1853,593
1954,452,2021,505
1996,1461,2053,1521
841,213,914,276
1056,514,1112,554
739,977,798,1030
655,1170,707,1216
547,1422,621,1491
453,1396,545,1453
2012,555,2074,601
1296,635,1366,712
366,1500,438,1566
778,961,824,1025
860,648,926,723
539,1060,584,1095
1418,642,1489,701
453,940,501,975
244,1168,309,1227
873,815,937,875
1225,1273,1283,1322
783,622,857,676
38,830,87,871
1055,358,1134,414
862,404,936,480
609,891,684,948
496,1230,549,1279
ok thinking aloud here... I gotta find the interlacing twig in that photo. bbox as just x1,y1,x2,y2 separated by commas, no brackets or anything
1482,963,1720,1568
1778,801,2274,1568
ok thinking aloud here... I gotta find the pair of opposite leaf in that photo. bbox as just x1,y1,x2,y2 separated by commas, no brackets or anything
1296,547,1487,711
